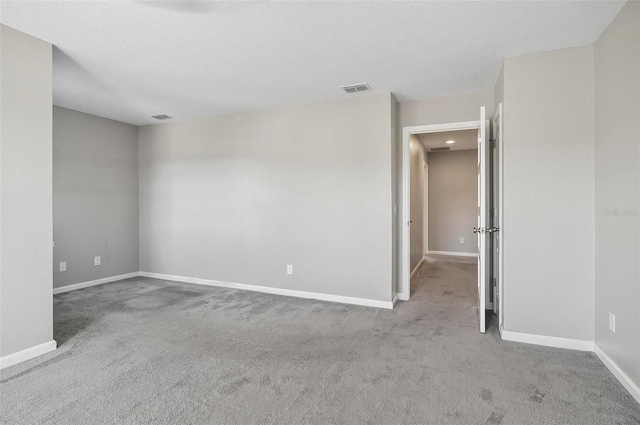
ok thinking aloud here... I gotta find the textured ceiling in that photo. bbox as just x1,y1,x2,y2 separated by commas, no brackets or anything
420,129,478,152
0,1,625,126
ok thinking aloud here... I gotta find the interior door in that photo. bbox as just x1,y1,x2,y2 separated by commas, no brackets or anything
476,106,489,334
492,103,503,330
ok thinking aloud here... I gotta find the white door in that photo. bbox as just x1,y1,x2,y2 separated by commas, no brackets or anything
492,103,503,331
476,106,489,333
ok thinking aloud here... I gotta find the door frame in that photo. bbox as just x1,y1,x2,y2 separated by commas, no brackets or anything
423,161,428,256
400,120,480,301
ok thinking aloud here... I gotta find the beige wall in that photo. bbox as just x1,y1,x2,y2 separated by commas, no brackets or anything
494,65,504,109
0,25,54,358
409,135,425,270
398,91,494,129
53,107,139,289
594,0,640,389
427,150,477,254
139,94,394,303
502,45,595,342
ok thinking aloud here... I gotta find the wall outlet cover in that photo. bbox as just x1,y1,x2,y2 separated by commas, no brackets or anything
59,262,67,272
287,265,293,275
94,256,101,266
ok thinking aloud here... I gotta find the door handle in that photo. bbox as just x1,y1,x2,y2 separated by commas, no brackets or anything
487,227,500,233
473,227,485,234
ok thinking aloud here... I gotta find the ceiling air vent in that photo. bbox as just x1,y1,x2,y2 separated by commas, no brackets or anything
151,114,172,120
431,147,450,152
341,83,371,94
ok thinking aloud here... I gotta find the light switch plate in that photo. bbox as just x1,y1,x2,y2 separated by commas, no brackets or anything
609,312,616,333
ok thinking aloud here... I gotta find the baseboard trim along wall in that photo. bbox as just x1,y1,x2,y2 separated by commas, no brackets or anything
594,344,640,404
0,340,57,370
138,271,395,310
52,272,140,295
501,332,639,404
410,257,425,280
50,270,394,309
501,330,595,351
392,293,400,307
427,250,479,258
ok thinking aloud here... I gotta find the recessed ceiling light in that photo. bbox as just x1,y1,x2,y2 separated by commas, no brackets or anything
445,140,456,144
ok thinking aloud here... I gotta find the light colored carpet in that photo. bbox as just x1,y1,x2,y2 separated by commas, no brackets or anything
1,256,638,424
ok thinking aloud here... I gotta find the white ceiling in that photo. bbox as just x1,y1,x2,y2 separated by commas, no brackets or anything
419,129,478,152
0,1,625,126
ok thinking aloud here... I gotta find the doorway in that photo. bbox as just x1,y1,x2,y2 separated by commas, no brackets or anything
401,119,480,302
421,130,479,257
400,105,504,334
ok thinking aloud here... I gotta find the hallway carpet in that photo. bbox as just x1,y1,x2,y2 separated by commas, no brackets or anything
1,256,638,424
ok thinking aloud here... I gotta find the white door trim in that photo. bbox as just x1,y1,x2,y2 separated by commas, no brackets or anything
400,120,480,301
423,161,429,255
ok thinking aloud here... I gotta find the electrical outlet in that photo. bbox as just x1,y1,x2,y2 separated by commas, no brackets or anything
609,313,616,333
459,237,465,244
287,265,293,275
59,262,67,272
94,256,101,266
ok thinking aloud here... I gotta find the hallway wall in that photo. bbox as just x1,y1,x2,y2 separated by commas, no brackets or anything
409,135,425,271
427,150,477,254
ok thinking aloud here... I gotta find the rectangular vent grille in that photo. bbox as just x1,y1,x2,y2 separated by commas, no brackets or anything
431,147,450,152
151,114,172,120
341,83,371,94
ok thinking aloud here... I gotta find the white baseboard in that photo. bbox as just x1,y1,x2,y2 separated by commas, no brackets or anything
594,344,640,404
53,272,140,295
52,270,395,309
138,271,394,310
0,340,57,370
427,250,478,258
397,292,409,301
410,257,425,280
392,293,400,307
501,330,594,351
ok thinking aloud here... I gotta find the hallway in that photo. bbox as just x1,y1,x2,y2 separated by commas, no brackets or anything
410,254,483,331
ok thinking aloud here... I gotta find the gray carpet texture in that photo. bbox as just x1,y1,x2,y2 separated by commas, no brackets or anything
1,255,639,424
